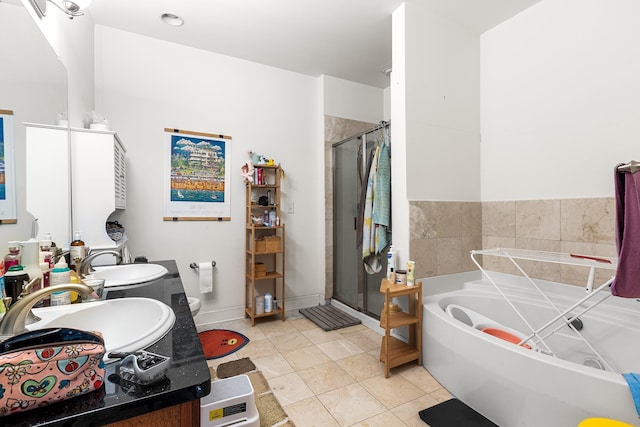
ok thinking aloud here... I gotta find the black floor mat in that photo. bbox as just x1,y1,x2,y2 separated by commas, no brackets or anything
299,305,361,331
418,398,498,426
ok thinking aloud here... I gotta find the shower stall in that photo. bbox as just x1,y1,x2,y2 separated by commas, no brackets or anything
332,122,390,318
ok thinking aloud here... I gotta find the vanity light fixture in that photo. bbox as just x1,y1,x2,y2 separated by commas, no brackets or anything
161,13,184,27
28,0,92,19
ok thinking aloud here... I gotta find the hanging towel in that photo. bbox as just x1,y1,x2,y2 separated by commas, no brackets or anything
363,146,381,273
356,149,375,253
372,142,391,254
612,165,640,297
622,373,640,417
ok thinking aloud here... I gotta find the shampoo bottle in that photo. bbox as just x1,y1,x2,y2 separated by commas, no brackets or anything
264,292,273,313
386,246,396,281
69,231,86,272
50,258,71,306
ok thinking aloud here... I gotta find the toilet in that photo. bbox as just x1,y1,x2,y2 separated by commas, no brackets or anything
188,297,201,317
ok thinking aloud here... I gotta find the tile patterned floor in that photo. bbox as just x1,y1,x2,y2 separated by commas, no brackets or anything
205,312,451,426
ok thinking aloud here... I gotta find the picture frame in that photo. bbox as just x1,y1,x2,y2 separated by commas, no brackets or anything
163,128,232,221
0,110,17,224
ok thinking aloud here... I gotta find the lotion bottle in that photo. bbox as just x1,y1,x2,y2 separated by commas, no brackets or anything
50,258,71,306
69,231,86,272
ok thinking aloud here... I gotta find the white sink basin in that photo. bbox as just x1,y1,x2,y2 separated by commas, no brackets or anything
91,263,168,288
28,298,175,361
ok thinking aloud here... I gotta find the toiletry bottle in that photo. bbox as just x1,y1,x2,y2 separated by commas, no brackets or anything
44,232,59,266
406,260,415,286
263,210,269,226
50,258,71,306
386,246,396,281
39,235,53,268
38,262,51,307
69,231,86,272
264,292,273,313
4,241,21,270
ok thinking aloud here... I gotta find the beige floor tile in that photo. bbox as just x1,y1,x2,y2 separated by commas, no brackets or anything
301,327,343,344
288,317,319,332
252,353,294,379
391,394,440,425
269,331,314,352
318,383,386,426
268,372,315,406
429,387,452,402
284,396,340,427
397,365,443,393
317,338,365,361
232,324,267,342
337,324,369,336
350,410,407,426
256,320,298,338
361,374,425,409
336,352,384,382
282,344,331,371
296,361,356,395
344,330,382,352
235,336,278,360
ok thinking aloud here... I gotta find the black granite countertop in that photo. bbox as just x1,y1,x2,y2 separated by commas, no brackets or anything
3,260,211,426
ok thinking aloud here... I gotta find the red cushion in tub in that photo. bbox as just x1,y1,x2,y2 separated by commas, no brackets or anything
481,327,532,350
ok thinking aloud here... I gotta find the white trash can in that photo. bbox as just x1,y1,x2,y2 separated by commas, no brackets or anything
200,374,259,427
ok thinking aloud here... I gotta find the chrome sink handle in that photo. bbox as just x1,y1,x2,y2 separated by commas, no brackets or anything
78,249,123,277
0,283,94,338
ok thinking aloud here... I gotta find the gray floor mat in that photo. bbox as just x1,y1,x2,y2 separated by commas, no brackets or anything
299,305,361,331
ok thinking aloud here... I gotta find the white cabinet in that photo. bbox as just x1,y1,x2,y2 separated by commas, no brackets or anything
25,124,127,249
70,128,127,249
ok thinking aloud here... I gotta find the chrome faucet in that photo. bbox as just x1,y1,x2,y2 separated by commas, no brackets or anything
78,249,123,277
0,283,94,338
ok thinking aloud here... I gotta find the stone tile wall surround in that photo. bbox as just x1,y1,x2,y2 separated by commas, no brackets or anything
410,197,616,288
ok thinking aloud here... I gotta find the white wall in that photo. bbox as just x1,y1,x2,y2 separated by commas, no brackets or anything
481,0,640,201
0,3,67,246
321,75,385,123
94,26,324,324
405,0,481,202
21,0,94,127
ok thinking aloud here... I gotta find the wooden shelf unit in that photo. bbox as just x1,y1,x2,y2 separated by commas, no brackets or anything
379,278,422,378
245,164,285,326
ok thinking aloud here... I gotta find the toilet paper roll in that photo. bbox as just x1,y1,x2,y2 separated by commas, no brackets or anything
199,262,213,294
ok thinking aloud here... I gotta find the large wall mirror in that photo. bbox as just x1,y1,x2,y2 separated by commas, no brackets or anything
0,0,67,246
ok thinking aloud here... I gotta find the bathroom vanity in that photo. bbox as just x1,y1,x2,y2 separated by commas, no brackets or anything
3,260,211,426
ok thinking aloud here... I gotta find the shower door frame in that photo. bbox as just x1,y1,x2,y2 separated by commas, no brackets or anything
331,122,390,319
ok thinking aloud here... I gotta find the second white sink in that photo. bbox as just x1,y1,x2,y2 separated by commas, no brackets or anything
92,263,168,288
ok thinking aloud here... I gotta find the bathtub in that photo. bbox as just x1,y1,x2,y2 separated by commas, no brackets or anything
422,270,640,426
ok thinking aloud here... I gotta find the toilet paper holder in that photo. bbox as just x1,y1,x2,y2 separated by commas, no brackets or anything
190,261,216,270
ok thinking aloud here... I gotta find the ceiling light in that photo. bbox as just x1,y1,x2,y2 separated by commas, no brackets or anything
161,13,184,27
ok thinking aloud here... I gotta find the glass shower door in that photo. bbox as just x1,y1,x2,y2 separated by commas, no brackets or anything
333,137,361,309
332,128,388,318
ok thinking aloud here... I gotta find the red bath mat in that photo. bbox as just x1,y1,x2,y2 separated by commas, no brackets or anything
198,329,250,359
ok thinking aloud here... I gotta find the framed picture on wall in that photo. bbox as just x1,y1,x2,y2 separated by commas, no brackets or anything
163,128,232,221
0,110,17,224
